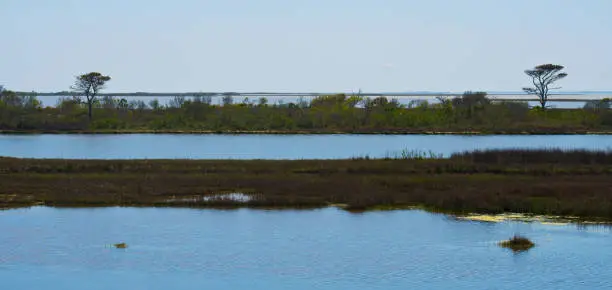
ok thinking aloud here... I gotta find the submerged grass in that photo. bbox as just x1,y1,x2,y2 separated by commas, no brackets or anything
499,235,535,252
114,243,128,249
2,149,612,219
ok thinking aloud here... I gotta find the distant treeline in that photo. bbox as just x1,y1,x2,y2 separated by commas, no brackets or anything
1,89,612,133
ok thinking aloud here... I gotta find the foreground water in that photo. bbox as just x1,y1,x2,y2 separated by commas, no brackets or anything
0,207,610,290
2,134,612,159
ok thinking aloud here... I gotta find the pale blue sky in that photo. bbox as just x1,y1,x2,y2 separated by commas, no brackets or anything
1,0,611,93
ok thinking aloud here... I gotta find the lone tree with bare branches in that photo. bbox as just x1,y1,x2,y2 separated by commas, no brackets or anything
523,64,567,109
72,72,111,120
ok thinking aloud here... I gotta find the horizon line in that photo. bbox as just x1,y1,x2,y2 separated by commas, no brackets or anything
11,90,612,97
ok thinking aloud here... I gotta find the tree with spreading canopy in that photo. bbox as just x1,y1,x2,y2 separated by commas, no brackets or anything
72,72,111,120
522,64,567,109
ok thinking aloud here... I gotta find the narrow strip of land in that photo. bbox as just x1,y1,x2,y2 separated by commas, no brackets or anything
2,150,612,220
3,91,612,135
3,129,612,135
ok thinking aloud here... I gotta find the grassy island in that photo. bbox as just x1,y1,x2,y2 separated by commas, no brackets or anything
2,149,612,220
499,235,536,252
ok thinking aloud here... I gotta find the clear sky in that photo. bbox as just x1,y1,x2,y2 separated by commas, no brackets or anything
1,0,611,93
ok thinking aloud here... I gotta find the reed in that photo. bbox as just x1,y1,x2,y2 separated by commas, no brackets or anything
452,148,612,164
114,243,128,249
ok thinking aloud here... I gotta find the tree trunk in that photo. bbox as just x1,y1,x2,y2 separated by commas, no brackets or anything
539,94,547,109
88,101,93,121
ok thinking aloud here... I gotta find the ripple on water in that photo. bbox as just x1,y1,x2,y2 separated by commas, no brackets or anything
0,207,611,290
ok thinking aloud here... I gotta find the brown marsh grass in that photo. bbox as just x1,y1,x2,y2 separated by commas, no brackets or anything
1,149,612,219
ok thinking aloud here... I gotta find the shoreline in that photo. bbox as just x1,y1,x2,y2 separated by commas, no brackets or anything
3,129,612,135
3,204,609,225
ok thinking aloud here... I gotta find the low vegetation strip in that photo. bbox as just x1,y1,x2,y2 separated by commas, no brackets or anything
1,149,612,219
5,65,609,135
3,89,612,134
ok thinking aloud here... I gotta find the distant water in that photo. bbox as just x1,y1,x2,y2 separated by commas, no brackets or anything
1,134,612,159
34,90,612,108
0,207,610,290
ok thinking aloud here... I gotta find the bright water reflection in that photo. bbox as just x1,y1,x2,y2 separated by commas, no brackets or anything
0,207,610,290
1,134,612,159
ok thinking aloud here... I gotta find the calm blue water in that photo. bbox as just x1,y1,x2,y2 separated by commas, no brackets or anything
0,207,610,290
1,134,612,159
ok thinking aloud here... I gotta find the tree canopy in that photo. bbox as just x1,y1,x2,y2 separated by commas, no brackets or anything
72,72,111,120
523,64,568,109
